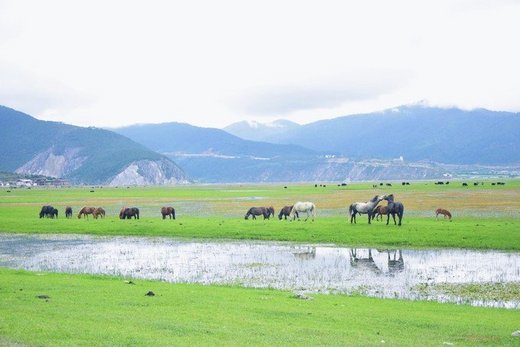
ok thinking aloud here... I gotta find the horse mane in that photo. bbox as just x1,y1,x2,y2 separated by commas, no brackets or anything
385,194,394,202
370,195,380,202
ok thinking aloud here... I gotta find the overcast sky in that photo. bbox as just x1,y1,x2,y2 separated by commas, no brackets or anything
1,0,519,128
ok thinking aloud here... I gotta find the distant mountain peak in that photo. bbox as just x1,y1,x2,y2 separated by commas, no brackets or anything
224,119,301,141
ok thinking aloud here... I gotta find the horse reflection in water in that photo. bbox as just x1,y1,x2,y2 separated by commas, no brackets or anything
349,249,382,275
291,246,316,260
387,250,404,275
350,249,405,276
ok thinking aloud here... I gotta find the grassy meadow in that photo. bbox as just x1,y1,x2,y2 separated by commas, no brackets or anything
1,268,519,347
1,180,519,249
1,180,519,346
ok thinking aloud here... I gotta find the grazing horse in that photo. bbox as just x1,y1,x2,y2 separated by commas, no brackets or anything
349,195,384,224
78,207,96,219
245,207,270,220
435,208,452,220
161,206,176,219
289,202,316,221
278,205,298,220
93,207,105,219
39,205,55,218
51,208,58,219
120,207,139,219
383,194,404,226
65,206,73,219
371,205,389,221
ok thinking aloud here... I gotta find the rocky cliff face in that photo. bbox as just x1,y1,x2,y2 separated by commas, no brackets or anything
16,147,86,178
15,147,189,185
108,159,189,186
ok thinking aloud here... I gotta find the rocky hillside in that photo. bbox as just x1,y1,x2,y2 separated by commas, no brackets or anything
0,106,189,185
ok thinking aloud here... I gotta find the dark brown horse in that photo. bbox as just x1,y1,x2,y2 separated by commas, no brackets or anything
435,208,452,220
78,207,96,219
93,207,105,219
371,205,388,221
161,206,176,219
65,206,73,219
120,207,139,220
383,194,404,226
40,205,58,218
245,207,271,220
278,205,298,220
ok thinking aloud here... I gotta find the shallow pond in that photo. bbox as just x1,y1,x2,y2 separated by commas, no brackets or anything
0,234,518,308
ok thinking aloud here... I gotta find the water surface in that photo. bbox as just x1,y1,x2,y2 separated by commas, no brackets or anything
0,234,518,308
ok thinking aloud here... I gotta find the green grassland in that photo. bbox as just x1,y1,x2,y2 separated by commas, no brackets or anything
1,180,519,250
1,181,519,346
1,268,519,347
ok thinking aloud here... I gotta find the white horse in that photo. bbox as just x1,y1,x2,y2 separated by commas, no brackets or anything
289,201,316,221
349,195,385,224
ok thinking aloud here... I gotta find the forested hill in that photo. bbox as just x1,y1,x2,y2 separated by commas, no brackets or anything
0,106,188,185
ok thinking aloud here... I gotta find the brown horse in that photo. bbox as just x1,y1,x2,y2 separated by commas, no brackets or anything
78,207,96,219
120,207,139,220
435,208,452,220
93,207,106,219
371,205,389,221
245,207,271,220
161,206,176,219
278,205,297,220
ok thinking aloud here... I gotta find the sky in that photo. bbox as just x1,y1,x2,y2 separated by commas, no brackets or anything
1,0,519,128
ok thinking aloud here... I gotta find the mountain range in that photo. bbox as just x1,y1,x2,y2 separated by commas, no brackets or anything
0,106,188,185
1,104,518,184
225,105,520,165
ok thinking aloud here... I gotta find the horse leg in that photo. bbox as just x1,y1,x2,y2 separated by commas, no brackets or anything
392,213,397,225
386,213,390,225
367,212,371,224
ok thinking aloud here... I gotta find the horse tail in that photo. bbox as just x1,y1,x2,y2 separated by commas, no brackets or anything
348,204,353,217
172,208,176,220
312,204,316,218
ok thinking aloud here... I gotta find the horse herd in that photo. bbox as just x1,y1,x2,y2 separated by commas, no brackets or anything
245,202,316,221
39,206,176,220
39,194,452,225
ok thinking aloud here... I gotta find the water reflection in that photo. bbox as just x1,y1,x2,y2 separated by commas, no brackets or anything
0,234,518,308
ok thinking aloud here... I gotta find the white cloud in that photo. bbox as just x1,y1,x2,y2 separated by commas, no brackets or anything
0,0,519,127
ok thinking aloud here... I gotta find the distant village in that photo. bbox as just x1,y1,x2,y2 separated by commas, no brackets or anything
0,174,69,188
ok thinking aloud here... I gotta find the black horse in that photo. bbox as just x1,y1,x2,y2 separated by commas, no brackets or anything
383,194,404,226
120,207,140,219
278,205,298,220
65,206,73,219
245,207,272,220
39,205,57,218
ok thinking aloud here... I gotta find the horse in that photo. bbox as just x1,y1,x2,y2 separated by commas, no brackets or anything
289,202,316,221
278,205,298,220
371,205,388,221
245,207,270,220
161,206,176,219
65,206,73,219
435,208,452,220
51,208,58,219
120,207,139,219
93,207,105,219
39,205,55,218
383,194,404,226
348,195,384,224
78,207,96,219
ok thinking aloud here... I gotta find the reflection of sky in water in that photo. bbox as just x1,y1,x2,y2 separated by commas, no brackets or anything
0,234,518,308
